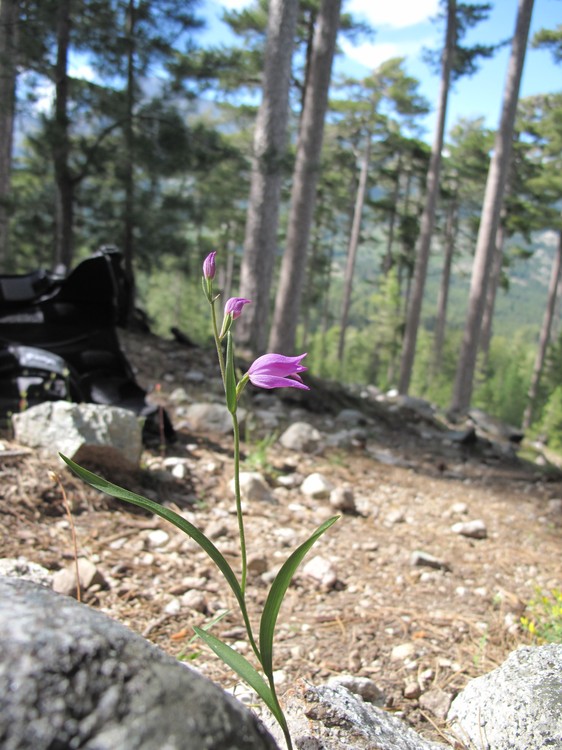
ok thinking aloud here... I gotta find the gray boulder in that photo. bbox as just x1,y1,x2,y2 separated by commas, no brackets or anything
263,682,447,750
0,576,278,750
447,644,562,750
12,401,143,465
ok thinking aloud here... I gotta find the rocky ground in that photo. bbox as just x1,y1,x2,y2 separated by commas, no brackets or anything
1,329,561,748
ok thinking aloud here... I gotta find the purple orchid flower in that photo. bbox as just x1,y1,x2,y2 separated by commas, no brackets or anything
224,297,251,319
247,353,309,391
203,251,217,280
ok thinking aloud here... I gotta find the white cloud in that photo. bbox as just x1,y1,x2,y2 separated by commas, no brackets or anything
346,0,440,29
217,0,440,30
340,38,431,71
219,0,250,9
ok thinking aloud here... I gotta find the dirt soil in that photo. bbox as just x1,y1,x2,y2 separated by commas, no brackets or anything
1,330,561,748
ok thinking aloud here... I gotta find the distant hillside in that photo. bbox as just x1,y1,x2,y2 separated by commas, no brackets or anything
420,229,559,342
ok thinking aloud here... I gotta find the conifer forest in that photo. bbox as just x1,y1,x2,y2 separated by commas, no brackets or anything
1,0,562,447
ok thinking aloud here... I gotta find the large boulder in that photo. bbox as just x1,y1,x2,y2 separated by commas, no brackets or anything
0,576,277,750
262,682,447,750
12,400,143,465
447,643,562,749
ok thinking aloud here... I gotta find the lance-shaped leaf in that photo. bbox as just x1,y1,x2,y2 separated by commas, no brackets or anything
193,627,286,729
60,455,253,638
259,516,339,676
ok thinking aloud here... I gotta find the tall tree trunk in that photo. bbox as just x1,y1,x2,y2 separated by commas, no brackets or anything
237,0,299,354
337,131,371,361
433,195,458,373
123,0,135,284
450,0,534,415
478,217,506,364
53,0,73,270
0,0,18,271
522,229,562,429
268,0,341,354
382,153,402,274
479,165,514,366
397,0,456,394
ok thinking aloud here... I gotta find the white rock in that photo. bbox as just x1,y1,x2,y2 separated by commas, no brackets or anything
164,598,181,615
230,472,276,503
385,508,406,525
391,642,417,661
0,558,53,587
169,387,190,403
451,519,487,539
171,462,187,479
302,555,337,589
301,473,334,499
419,689,452,720
274,527,298,547
204,520,229,540
279,422,322,452
329,487,356,513
146,529,170,548
52,558,107,598
180,590,207,613
448,644,562,750
12,401,143,464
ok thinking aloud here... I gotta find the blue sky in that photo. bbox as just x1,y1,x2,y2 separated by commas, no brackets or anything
208,0,562,140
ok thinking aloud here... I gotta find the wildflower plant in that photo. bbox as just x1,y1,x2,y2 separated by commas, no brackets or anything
521,588,562,643
61,252,339,750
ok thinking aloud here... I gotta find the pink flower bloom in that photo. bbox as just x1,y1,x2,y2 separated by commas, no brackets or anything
203,251,216,280
224,297,251,319
247,353,309,391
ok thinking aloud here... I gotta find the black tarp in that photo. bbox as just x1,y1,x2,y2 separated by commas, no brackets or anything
0,248,175,443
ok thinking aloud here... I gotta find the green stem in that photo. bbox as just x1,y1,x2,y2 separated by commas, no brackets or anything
232,412,247,596
268,673,293,750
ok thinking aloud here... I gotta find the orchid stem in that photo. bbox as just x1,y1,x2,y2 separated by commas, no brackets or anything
232,412,247,596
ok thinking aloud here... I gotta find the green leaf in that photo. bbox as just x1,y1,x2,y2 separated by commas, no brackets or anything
225,331,237,414
259,516,339,676
60,454,245,611
193,627,285,726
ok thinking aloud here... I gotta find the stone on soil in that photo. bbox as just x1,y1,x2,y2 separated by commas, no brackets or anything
231,472,276,503
279,421,322,452
451,519,488,539
52,558,107,597
262,682,447,750
447,644,562,750
0,576,277,750
302,555,338,589
301,472,334,498
12,401,143,465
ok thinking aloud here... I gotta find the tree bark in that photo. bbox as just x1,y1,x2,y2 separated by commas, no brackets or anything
237,0,299,354
522,229,562,429
478,217,505,364
433,194,458,373
337,131,371,362
0,0,18,271
450,0,534,415
53,0,73,270
123,0,135,285
398,0,456,394
268,0,341,354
